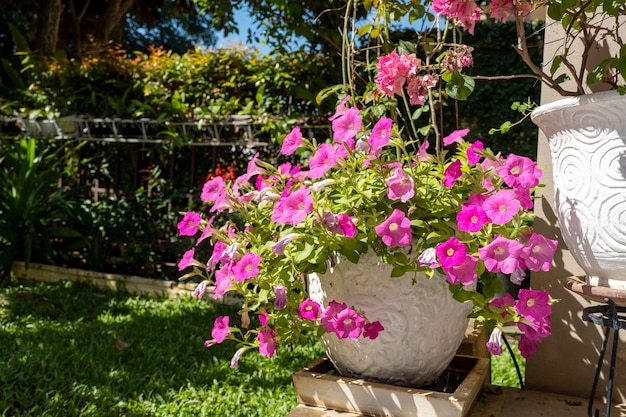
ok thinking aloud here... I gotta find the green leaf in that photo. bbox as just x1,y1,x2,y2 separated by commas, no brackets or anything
445,73,475,101
547,3,562,20
549,56,563,76
391,265,409,277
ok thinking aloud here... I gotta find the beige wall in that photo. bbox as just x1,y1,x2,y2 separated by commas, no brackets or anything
525,14,626,404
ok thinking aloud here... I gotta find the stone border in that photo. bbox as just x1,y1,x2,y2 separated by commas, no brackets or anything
10,262,242,305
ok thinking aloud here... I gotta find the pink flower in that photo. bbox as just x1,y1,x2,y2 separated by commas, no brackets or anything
486,327,503,355
456,204,488,232
407,74,437,105
271,233,302,254
281,126,303,155
177,248,197,271
258,328,277,358
332,307,365,339
498,154,542,190
375,51,412,97
201,176,226,203
443,128,470,146
320,300,349,333
436,236,467,268
230,347,247,369
442,254,478,285
328,95,351,121
213,263,235,299
308,144,339,179
207,241,227,271
232,252,262,282
332,107,361,149
386,167,415,202
193,281,208,299
363,321,385,340
299,299,321,320
418,247,439,268
521,233,558,272
368,116,392,156
196,216,216,245
374,209,412,247
515,289,552,321
443,159,462,188
482,190,521,225
259,310,269,328
271,186,313,226
247,152,268,176
478,235,524,274
337,214,357,237
211,316,230,343
178,212,202,236
274,284,287,310
416,140,434,162
518,333,539,359
466,141,484,165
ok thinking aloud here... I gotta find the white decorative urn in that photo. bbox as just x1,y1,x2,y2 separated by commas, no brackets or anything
308,250,472,387
532,90,626,289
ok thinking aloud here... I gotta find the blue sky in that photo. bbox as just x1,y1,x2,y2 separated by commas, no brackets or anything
213,8,272,55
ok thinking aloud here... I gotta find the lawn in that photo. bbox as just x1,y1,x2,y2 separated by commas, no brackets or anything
0,279,522,417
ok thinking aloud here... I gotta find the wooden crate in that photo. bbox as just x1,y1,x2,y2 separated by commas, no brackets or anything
292,355,489,417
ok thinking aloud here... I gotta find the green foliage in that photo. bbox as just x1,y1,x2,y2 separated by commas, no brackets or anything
0,139,83,281
0,279,324,416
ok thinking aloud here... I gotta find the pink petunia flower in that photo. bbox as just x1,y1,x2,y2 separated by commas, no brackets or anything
196,216,216,246
259,310,269,328
482,190,521,225
456,203,488,232
271,186,313,226
207,241,227,272
320,300,349,333
478,235,524,274
442,254,478,285
273,284,288,310
418,247,439,268
374,209,412,247
328,95,351,121
193,281,208,299
515,289,552,321
486,327,503,355
307,144,339,179
299,299,321,320
201,176,226,203
258,328,277,358
271,233,302,254
521,233,558,272
211,316,230,343
498,154,542,190
229,347,248,369
177,248,197,271
386,167,415,202
332,307,365,339
466,141,484,165
232,252,262,282
178,212,202,236
443,159,462,188
332,107,361,149
416,140,434,162
443,128,470,146
436,236,467,268
518,333,539,359
363,321,385,340
213,263,235,299
281,126,303,155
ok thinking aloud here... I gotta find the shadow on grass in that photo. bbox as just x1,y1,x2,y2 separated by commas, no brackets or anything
0,280,323,417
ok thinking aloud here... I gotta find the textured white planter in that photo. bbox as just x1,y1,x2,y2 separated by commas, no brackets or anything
308,251,472,387
532,90,626,289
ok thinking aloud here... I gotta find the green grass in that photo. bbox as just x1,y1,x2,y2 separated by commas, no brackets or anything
0,279,324,417
0,279,523,416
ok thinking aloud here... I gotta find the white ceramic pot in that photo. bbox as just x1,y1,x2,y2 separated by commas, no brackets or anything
308,251,472,387
532,90,626,289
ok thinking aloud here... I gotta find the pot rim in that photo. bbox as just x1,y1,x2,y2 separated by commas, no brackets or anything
531,90,623,122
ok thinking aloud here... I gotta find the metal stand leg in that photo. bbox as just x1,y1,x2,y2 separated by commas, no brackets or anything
583,299,625,417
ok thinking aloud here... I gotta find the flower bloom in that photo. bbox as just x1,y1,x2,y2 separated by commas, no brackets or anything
443,159,462,188
201,176,226,203
515,289,552,321
456,203,487,232
482,190,521,225
374,209,412,247
274,284,288,310
363,321,385,340
486,327,503,355
498,154,542,190
375,51,420,97
281,126,303,155
178,212,202,236
271,186,313,226
258,328,277,358
271,233,302,254
193,281,208,299
230,347,248,368
443,128,470,146
418,247,439,268
213,263,235,299
436,236,467,268
320,300,349,333
386,167,415,202
299,299,321,320
442,45,475,73
406,74,437,105
307,144,339,179
442,254,478,285
232,252,262,282
466,140,483,165
478,235,525,274
321,305,365,339
211,316,230,343
177,248,197,271
368,116,392,156
332,107,361,149
328,95,351,121
521,233,558,272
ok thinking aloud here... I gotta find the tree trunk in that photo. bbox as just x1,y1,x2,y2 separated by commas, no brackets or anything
35,0,64,56
93,0,137,45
